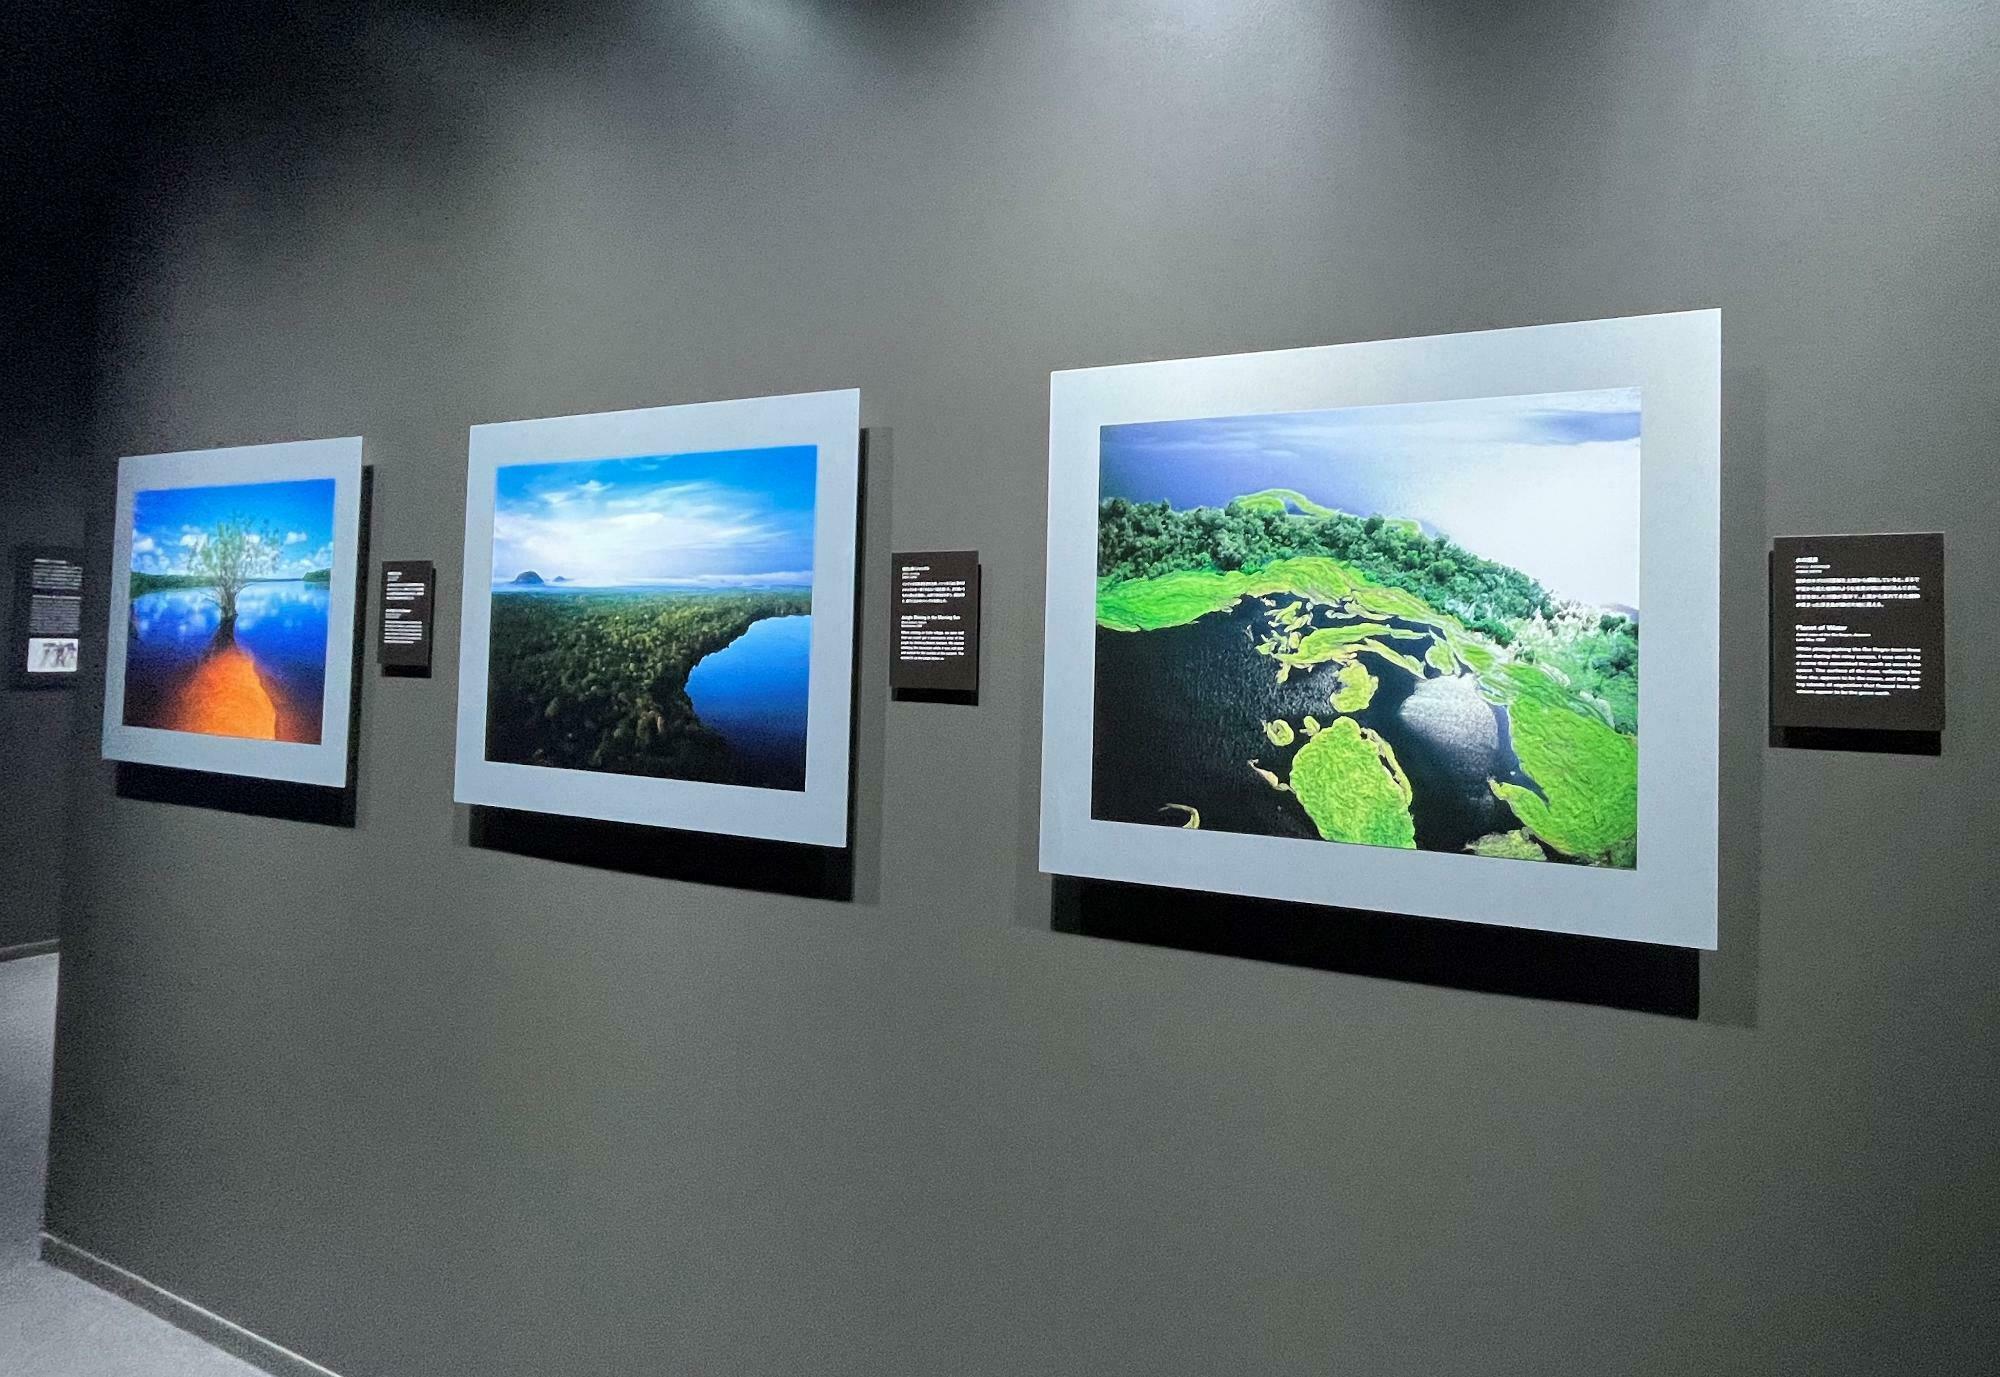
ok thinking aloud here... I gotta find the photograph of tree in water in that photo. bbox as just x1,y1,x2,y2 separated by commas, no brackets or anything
101,436,364,787
1040,313,1720,948
121,478,338,744
453,390,860,847
1090,390,1641,869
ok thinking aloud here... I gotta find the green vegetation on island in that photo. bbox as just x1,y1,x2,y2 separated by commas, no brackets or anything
1099,494,1553,645
485,587,808,778
1097,560,1346,632
1485,664,1638,866
1330,661,1378,713
1346,639,1426,678
1248,760,1290,792
1466,829,1547,861
1092,489,1639,867
1289,716,1417,849
1510,607,1639,735
1230,489,1423,536
1281,622,1400,664
1232,487,1342,519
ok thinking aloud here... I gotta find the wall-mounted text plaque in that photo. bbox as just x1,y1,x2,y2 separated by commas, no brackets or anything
890,550,980,696
1771,532,1944,734
378,559,435,675
11,545,84,690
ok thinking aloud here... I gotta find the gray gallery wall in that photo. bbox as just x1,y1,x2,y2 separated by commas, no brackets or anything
0,474,83,954
0,6,117,952
41,2,2000,1374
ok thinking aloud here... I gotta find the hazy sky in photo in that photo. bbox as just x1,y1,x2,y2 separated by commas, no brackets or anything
491,445,817,587
130,479,336,580
1099,388,1641,608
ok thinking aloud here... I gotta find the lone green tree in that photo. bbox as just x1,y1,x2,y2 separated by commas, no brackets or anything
186,518,283,630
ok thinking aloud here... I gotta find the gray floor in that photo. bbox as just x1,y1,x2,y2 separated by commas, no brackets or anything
0,953,265,1376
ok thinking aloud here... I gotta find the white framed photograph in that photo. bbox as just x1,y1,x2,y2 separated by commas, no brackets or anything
101,436,366,787
453,389,861,848
1040,312,1720,948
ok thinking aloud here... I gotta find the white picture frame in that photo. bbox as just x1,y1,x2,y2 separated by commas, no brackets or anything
1039,312,1720,949
101,436,366,787
453,389,861,848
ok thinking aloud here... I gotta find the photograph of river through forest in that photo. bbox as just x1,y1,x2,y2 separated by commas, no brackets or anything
121,479,337,743
482,445,817,791
1092,388,1641,867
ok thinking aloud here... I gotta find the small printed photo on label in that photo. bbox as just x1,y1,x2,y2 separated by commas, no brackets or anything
27,637,79,673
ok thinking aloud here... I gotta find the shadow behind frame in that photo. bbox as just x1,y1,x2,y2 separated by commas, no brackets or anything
1052,876,1700,1018
111,468,374,829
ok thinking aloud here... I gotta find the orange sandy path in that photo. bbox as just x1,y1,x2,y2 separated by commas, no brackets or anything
165,645,279,740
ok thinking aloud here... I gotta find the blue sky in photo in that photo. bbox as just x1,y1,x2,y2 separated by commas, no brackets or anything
491,445,817,587
130,479,337,579
1099,388,1641,609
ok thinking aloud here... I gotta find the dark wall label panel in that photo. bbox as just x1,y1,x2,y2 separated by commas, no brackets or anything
11,545,84,690
1771,533,1944,732
890,550,980,694
378,560,435,674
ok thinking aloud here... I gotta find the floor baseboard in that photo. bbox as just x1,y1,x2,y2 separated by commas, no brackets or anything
38,1233,346,1377
0,939,58,963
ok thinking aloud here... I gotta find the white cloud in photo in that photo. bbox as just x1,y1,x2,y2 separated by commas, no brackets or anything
627,570,815,588
493,481,788,584
489,449,819,587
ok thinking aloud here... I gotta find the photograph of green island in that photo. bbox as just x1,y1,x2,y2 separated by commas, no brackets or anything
483,445,817,791
1091,388,1640,867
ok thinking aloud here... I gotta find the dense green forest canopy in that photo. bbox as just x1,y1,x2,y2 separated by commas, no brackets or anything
485,588,808,777
1101,495,1557,645
1096,493,1639,732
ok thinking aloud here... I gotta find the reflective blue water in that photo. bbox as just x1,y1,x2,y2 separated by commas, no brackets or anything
124,581,330,737
685,614,810,789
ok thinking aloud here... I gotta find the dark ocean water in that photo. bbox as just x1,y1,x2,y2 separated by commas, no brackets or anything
1090,599,1542,854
